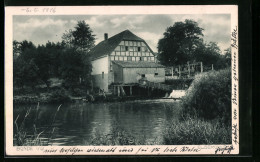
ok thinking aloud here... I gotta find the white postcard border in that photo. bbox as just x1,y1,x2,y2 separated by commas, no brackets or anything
5,5,239,156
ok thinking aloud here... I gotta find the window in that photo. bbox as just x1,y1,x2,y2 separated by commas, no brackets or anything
138,47,141,52
147,57,150,61
137,52,141,56
119,56,124,61
141,74,145,78
151,57,154,61
127,57,132,61
144,57,147,61
129,41,133,46
121,52,126,56
140,57,144,61
154,73,158,76
121,46,125,52
134,52,137,56
129,52,133,56
124,57,127,61
115,56,119,60
125,46,129,51
126,51,130,56
132,57,136,61
129,46,134,51
110,56,115,61
116,51,120,56
102,72,104,79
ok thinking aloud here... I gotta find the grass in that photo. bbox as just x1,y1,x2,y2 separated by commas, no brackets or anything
14,103,62,146
163,69,232,145
163,116,231,145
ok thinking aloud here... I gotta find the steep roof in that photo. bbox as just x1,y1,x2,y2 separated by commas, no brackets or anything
89,30,154,60
112,61,165,68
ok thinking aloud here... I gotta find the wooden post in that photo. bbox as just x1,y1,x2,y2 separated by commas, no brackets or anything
212,64,214,70
120,86,126,96
130,86,132,96
179,65,181,78
187,62,190,78
117,86,120,97
171,67,174,78
200,62,203,73
113,86,116,95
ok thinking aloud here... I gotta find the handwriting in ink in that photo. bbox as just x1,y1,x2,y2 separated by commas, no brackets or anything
233,108,238,120
21,7,56,13
232,124,239,145
231,26,238,49
215,146,234,154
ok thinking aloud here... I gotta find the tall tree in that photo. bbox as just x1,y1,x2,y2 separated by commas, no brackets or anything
158,19,204,66
60,20,94,90
72,21,95,52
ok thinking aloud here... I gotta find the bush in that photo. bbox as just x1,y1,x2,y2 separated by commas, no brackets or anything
49,88,70,103
163,117,231,145
181,69,231,122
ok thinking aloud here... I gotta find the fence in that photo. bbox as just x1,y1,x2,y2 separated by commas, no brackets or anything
165,62,214,79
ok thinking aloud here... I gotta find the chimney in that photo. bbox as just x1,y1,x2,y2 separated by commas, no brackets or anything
104,33,108,40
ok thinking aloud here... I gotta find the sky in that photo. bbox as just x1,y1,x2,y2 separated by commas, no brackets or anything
13,14,231,53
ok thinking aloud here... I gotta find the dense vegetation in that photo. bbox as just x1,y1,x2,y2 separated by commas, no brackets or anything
158,19,231,69
13,21,95,101
182,68,231,122
164,69,232,144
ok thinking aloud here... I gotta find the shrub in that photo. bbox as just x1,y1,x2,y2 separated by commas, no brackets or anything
49,88,70,103
163,117,231,145
181,69,231,122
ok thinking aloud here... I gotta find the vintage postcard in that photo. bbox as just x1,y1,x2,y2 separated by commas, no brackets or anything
5,5,239,156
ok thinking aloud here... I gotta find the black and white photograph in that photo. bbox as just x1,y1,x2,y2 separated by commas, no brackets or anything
5,5,239,155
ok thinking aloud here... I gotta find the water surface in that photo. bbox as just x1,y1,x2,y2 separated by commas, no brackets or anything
14,99,178,145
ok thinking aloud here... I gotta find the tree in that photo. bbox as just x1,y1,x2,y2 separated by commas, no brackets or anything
60,49,85,88
62,29,74,48
13,40,21,60
62,21,95,53
60,20,94,90
158,19,204,66
72,21,95,52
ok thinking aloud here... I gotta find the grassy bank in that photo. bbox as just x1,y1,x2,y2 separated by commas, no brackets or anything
163,68,232,145
163,115,231,145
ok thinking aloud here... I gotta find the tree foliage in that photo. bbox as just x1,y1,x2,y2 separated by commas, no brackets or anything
158,19,204,66
158,19,230,70
72,21,95,52
13,20,95,92
62,20,95,53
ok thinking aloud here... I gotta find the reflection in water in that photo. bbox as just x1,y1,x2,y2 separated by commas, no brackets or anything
14,99,177,146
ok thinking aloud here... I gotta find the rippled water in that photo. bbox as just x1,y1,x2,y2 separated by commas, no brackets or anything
14,99,178,146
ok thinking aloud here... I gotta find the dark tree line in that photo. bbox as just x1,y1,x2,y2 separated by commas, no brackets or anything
158,19,231,69
13,21,95,91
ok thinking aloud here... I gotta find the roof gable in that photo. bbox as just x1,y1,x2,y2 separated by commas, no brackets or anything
90,30,154,60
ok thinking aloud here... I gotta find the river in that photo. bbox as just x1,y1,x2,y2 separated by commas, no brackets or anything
13,99,179,146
